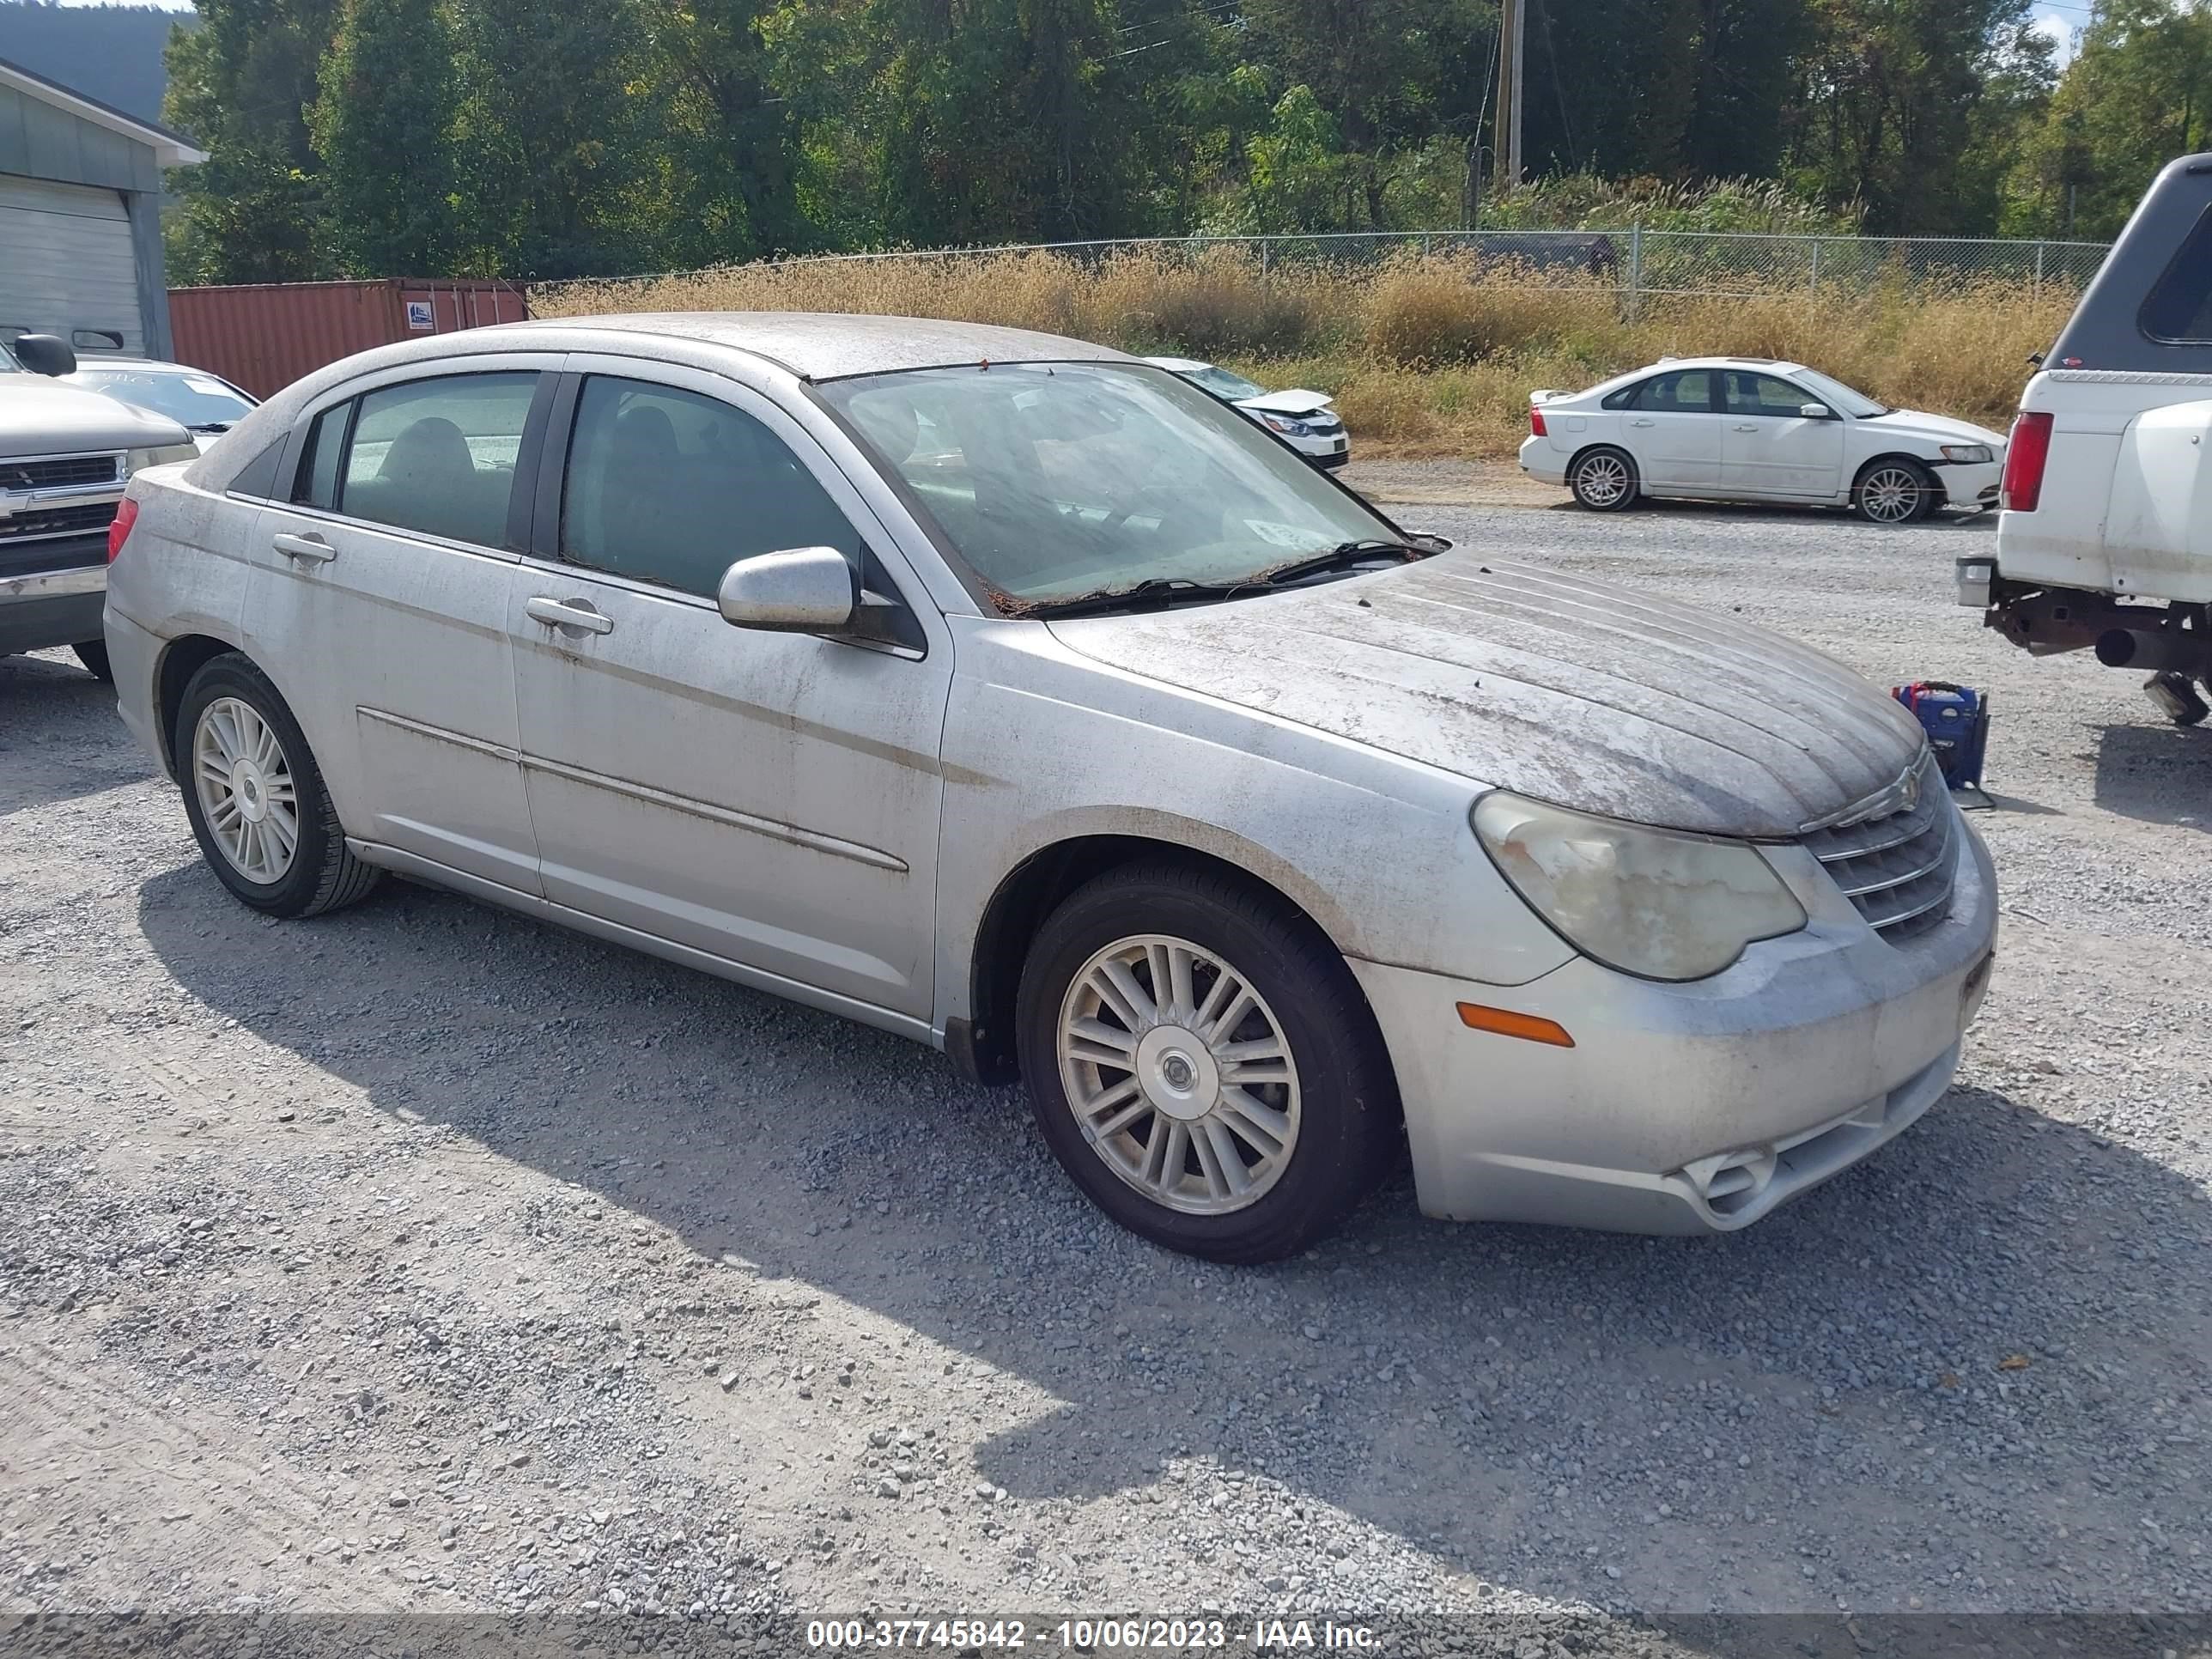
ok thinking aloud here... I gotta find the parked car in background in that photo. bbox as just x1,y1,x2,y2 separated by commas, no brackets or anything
107,315,1993,1263
1967,151,2212,725
1,332,197,682
1144,356,1351,468
64,359,258,453
1522,357,2007,523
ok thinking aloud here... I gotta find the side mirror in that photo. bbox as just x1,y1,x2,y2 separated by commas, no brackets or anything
717,546,858,633
14,333,76,377
1799,403,1832,420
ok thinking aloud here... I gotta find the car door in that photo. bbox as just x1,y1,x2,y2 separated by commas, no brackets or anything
1622,368,1723,492
507,360,951,1021
1719,370,1847,500
244,362,555,895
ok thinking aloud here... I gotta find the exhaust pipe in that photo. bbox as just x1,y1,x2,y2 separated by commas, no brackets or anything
2095,628,2212,674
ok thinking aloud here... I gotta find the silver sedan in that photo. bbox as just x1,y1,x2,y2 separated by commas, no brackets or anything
104,314,1997,1262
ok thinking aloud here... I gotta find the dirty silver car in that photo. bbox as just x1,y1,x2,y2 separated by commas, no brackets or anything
106,314,1997,1262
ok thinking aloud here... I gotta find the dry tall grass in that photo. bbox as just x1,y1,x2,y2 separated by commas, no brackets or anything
536,251,2073,458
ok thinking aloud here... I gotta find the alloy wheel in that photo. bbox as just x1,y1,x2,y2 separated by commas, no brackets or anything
1860,465,1924,523
1054,933,1302,1216
192,696,301,883
1575,453,1631,507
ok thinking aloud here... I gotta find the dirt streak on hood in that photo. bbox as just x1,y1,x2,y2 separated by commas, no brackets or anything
1047,551,1929,838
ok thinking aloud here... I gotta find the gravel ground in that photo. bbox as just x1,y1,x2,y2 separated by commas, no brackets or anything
3,481,2209,1647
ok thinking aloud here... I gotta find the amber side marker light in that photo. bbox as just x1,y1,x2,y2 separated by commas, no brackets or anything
1455,1002,1576,1048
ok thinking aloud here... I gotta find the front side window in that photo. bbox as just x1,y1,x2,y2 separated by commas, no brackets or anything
2141,204,2212,343
1634,370,1714,413
818,362,1394,604
1723,372,1820,416
337,372,538,546
560,377,862,599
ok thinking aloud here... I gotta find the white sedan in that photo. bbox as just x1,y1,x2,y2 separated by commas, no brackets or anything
1144,356,1351,468
1519,357,2006,524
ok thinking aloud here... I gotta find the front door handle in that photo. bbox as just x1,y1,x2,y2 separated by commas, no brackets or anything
272,532,335,564
1734,423,1760,432
526,595,615,635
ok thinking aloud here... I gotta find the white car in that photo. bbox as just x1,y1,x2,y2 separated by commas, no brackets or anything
1519,357,2006,524
63,357,258,454
1144,357,1350,468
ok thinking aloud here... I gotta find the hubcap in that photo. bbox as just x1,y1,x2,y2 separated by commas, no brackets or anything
1863,467,1919,522
193,696,300,884
1056,933,1302,1216
1577,454,1628,506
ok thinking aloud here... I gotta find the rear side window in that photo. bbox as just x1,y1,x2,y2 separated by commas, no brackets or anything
560,376,860,599
1634,370,1713,412
339,373,538,547
225,437,287,500
2141,205,2212,343
293,403,349,509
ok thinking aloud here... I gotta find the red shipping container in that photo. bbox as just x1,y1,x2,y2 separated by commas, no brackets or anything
166,278,532,400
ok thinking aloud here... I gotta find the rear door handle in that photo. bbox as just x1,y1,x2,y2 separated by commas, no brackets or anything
1733,423,1760,432
272,532,335,564
526,596,615,635
1629,418,1656,428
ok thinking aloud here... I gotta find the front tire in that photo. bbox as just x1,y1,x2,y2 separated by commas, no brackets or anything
1853,459,1936,524
174,653,380,918
1014,862,1398,1263
1568,446,1638,512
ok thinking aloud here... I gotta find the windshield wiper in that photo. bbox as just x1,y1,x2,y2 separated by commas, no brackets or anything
1022,577,1246,620
188,422,233,434
1254,538,1433,587
1022,538,1443,621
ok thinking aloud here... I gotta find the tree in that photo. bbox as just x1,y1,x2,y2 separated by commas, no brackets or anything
310,0,461,276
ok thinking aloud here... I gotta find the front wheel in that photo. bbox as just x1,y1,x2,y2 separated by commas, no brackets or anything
1014,863,1398,1263
1568,447,1638,512
174,653,381,918
1853,459,1936,525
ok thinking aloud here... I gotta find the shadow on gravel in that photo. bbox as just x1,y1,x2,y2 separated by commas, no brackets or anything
136,863,2212,1614
0,653,155,813
2094,720,2212,832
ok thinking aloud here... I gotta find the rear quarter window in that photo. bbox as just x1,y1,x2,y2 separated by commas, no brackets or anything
2140,204,2212,343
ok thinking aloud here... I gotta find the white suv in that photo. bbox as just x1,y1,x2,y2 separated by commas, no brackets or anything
1966,152,2212,723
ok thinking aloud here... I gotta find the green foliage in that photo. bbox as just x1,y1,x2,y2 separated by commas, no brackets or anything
309,0,459,276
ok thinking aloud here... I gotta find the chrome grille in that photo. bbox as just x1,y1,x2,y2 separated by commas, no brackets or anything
1801,755,1958,942
0,453,119,491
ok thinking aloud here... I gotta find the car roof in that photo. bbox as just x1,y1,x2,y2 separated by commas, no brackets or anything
1640,356,1811,375
485,312,1138,381
1142,356,1211,373
72,358,210,374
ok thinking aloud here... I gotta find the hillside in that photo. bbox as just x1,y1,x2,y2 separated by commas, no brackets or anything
0,1,194,126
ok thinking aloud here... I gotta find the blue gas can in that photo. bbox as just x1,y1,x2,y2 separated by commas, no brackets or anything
1893,682,1990,790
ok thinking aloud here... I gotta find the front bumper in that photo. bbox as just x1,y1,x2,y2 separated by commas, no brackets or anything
1351,814,1997,1235
0,562,106,656
1935,458,2002,510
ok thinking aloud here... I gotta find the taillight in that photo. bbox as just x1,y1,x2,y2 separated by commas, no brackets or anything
107,496,139,562
2001,410,2053,513
1530,405,1548,437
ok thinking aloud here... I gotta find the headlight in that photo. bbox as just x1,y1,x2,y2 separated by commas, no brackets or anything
125,443,198,476
1258,412,1312,437
1939,443,1994,465
1472,793,1807,981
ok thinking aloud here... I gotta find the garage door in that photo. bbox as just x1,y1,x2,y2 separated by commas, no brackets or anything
0,174,144,356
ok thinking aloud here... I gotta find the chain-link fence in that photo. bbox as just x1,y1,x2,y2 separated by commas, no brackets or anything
739,228,2112,301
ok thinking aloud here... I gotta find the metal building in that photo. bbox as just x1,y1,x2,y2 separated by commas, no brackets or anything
0,55,205,361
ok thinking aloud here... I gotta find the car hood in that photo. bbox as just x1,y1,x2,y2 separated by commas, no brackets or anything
1863,408,2008,449
0,378,192,454
1046,553,1929,838
1235,388,1335,417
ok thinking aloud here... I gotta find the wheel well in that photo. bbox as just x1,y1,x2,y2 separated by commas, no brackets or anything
1854,452,1934,486
153,634,240,775
1565,442,1635,481
958,836,1378,1091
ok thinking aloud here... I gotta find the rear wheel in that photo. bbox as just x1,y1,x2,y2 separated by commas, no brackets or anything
1568,446,1638,512
1853,459,1936,525
174,653,381,918
1014,862,1397,1263
72,639,112,683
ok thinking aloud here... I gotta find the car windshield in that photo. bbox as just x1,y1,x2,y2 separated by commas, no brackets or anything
1792,368,1887,418
820,362,1395,605
1182,364,1267,403
68,368,256,431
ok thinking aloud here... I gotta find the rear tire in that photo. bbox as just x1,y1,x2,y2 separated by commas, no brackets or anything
72,639,112,683
173,653,381,918
1568,446,1638,512
1014,861,1398,1263
1853,459,1936,525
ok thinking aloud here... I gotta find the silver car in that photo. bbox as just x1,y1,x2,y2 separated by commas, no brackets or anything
105,314,1997,1263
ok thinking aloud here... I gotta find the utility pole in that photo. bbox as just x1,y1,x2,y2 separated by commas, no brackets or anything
1494,0,1525,197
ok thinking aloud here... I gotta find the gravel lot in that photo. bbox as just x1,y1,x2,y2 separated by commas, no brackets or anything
3,483,2209,1645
